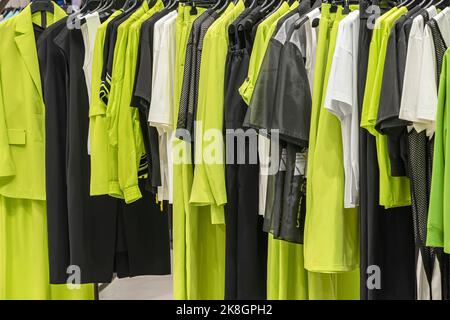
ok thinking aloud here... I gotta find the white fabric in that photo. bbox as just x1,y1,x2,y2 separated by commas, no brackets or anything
304,8,320,91
416,250,431,300
324,10,360,208
149,11,177,202
431,255,442,300
399,7,438,134
81,12,101,156
415,7,448,137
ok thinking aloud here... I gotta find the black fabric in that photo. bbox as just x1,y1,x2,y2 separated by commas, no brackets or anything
245,10,311,245
39,21,171,284
131,9,173,192
263,142,286,235
245,14,311,147
223,18,267,300
272,34,311,147
266,143,306,243
358,2,415,300
375,8,422,177
176,10,212,133
38,18,72,284
238,5,263,51
100,9,134,105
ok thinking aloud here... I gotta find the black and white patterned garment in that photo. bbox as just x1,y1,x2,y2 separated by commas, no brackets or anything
175,11,218,167
409,17,450,300
176,10,211,132
428,18,450,300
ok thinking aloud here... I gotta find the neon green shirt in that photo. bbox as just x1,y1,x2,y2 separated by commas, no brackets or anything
190,1,245,226
238,1,290,105
427,49,450,252
304,5,359,273
360,7,411,208
106,1,163,200
89,10,122,196
116,3,164,203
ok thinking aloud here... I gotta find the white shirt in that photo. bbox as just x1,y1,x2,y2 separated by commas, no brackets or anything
415,7,448,137
81,12,101,156
304,8,320,91
398,8,436,128
149,11,177,203
324,10,360,208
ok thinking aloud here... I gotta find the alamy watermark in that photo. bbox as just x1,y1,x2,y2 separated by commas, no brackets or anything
173,122,282,176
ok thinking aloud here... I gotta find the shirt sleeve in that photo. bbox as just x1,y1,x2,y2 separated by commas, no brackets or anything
148,20,175,131
273,31,312,147
376,27,408,177
399,18,423,122
324,22,353,121
189,29,227,225
426,50,447,248
118,28,143,204
415,25,437,132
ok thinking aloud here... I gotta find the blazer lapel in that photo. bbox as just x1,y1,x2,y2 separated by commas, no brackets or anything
14,5,43,100
14,4,67,101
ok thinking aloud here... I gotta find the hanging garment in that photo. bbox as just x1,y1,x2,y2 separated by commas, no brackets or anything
189,0,246,299
148,10,178,202
131,8,174,194
305,3,359,274
358,3,415,300
41,8,171,283
324,10,360,208
360,6,411,209
422,8,450,300
106,0,165,203
223,4,268,299
303,3,360,299
375,6,424,178
89,10,122,196
0,3,93,299
172,3,209,299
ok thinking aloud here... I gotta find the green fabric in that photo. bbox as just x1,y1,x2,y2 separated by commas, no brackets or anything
427,49,450,252
0,197,94,299
238,1,290,105
0,3,67,201
306,3,359,299
360,7,410,208
106,1,151,199
89,10,122,196
267,236,308,299
117,3,164,204
0,4,93,299
106,1,164,201
172,4,208,300
305,4,359,274
191,0,245,223
266,4,359,300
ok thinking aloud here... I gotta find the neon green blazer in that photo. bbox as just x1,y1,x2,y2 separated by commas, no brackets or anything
0,3,67,200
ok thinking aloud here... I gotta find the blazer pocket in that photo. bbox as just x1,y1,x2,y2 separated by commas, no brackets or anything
7,129,26,145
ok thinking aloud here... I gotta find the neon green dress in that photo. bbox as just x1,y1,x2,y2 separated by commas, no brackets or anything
303,4,360,299
172,4,208,299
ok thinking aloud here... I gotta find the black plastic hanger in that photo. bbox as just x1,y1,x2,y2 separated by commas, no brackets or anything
30,0,54,14
123,0,142,13
433,0,446,8
216,0,231,14
260,0,278,15
167,0,179,10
